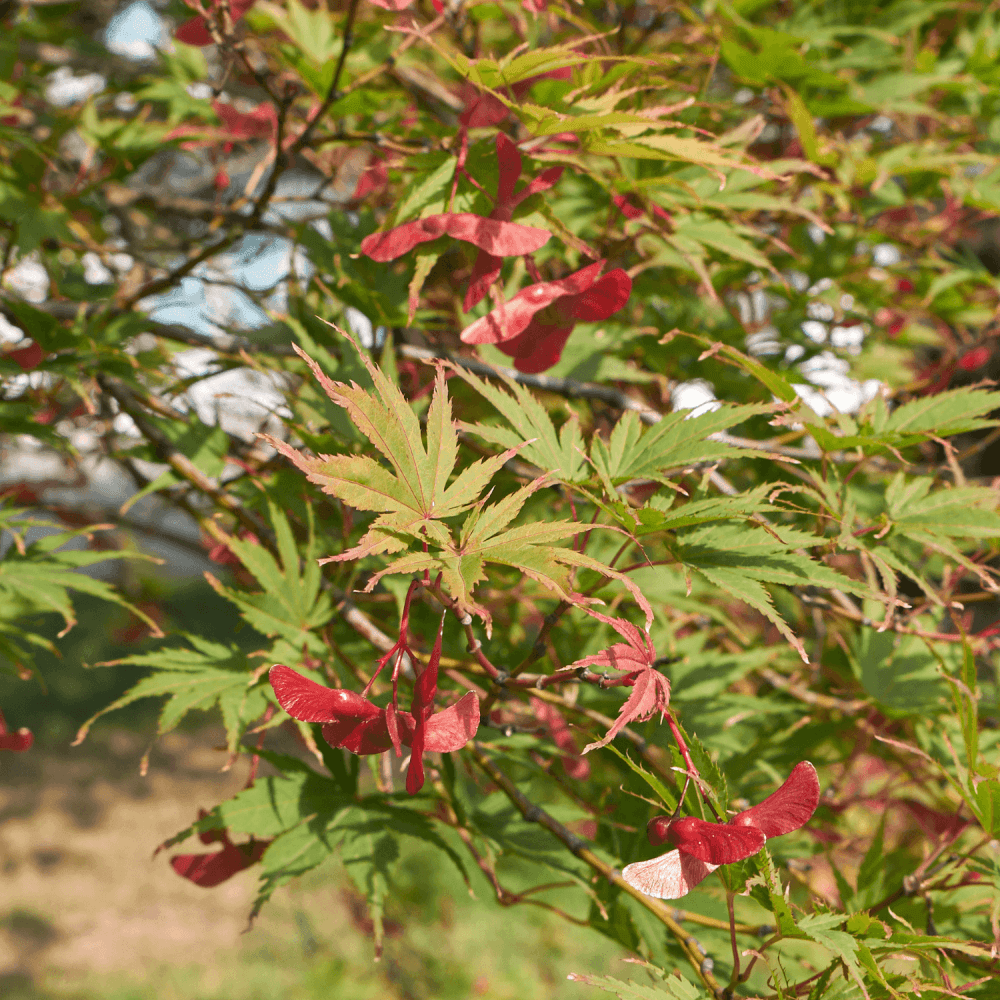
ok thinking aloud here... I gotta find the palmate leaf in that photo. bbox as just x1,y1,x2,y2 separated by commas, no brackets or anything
448,361,589,482
566,972,700,1000
204,499,333,654
73,634,270,757
590,405,778,488
263,342,519,560
805,386,1000,454
883,476,1000,591
363,475,652,634
0,513,163,633
676,522,870,662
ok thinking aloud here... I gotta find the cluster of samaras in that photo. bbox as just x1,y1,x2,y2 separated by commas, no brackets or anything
623,762,820,899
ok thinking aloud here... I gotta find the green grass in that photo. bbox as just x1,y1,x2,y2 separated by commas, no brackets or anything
18,843,630,1000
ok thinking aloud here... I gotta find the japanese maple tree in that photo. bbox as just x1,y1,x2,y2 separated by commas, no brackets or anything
2,0,1000,996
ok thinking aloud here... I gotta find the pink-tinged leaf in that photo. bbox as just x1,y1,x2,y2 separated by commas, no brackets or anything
423,692,481,752
572,614,655,673
665,816,765,865
730,761,820,838
171,838,268,888
368,0,416,9
621,849,718,900
361,213,550,262
901,799,970,841
270,664,380,724
582,669,670,753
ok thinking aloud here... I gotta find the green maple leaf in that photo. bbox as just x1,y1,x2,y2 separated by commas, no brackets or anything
447,360,589,482
262,342,519,561
676,521,870,662
590,404,779,488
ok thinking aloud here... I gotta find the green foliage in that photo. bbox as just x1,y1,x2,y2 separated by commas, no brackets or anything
4,0,1000,996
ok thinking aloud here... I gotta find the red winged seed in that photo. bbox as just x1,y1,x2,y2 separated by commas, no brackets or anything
0,728,33,752
566,268,632,321
422,692,481,752
171,836,269,888
361,213,551,263
461,261,631,374
647,815,672,847
730,761,820,838
500,324,575,374
627,763,820,900
323,713,393,755
0,708,33,752
621,850,718,900
461,261,607,346
462,136,564,312
664,816,766,865
269,663,479,784
269,664,379,724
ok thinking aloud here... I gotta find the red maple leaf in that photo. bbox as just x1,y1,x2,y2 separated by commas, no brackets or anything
460,260,631,374
623,762,820,899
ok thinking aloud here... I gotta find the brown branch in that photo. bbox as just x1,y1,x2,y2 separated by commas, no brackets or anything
757,666,869,714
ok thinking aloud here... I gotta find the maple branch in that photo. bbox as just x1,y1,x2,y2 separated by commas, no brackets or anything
450,822,590,926
757,666,869,715
470,744,725,996
288,0,361,156
97,374,272,543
